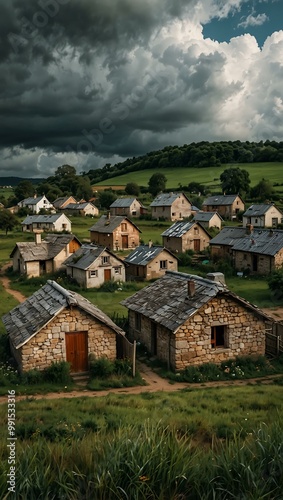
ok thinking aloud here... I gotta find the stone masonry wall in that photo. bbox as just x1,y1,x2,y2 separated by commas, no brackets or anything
20,307,117,372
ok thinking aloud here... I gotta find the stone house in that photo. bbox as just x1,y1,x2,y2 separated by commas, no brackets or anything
2,280,125,373
121,271,271,371
64,245,126,287
161,221,211,253
89,215,141,250
63,202,99,217
18,195,54,214
53,196,77,210
124,244,178,280
21,213,72,233
150,192,192,221
110,198,146,217
193,211,223,230
243,204,283,228
210,226,283,274
10,233,81,278
202,194,245,220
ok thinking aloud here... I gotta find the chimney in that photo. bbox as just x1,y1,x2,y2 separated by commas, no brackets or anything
269,228,274,237
246,224,253,235
148,239,153,248
107,211,111,220
34,230,42,245
187,279,195,298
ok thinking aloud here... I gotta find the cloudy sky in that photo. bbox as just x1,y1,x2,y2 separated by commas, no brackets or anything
0,0,282,178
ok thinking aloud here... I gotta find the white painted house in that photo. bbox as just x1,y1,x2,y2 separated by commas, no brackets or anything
18,195,54,214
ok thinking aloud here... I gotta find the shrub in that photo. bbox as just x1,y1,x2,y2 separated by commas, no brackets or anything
0,362,19,386
268,268,283,299
43,361,71,384
21,369,43,385
89,357,114,378
114,358,132,376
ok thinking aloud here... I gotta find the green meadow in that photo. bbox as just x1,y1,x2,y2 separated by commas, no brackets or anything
95,162,283,191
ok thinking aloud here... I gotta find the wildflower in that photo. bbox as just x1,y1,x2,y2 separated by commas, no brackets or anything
139,475,150,482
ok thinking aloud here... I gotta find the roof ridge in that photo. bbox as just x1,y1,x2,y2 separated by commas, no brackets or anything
47,280,77,305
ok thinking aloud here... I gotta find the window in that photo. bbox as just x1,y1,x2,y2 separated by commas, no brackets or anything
114,267,121,274
172,212,175,216
135,313,141,331
255,218,258,224
102,256,109,265
160,260,167,269
89,270,98,277
194,227,199,234
211,325,226,348
132,211,136,216
121,223,127,231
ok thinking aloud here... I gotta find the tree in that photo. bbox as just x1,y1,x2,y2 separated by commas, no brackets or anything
220,168,250,196
148,173,167,196
267,269,283,299
250,179,274,201
188,182,206,195
97,190,117,210
76,176,93,201
14,180,35,202
0,210,18,234
55,165,76,178
125,182,140,196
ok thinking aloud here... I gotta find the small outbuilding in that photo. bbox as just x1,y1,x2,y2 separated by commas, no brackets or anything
63,202,99,217
161,221,211,253
124,244,178,280
243,203,283,228
2,280,125,373
150,192,192,221
193,211,223,230
64,245,126,288
109,198,146,217
89,215,141,250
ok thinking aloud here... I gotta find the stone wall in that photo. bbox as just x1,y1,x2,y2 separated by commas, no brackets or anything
19,307,117,372
128,295,266,371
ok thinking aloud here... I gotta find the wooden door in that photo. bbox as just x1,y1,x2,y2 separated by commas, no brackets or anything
194,239,200,252
104,269,111,281
65,332,88,372
122,235,128,248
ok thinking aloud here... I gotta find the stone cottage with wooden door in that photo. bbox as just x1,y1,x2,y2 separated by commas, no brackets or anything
122,271,271,371
64,245,126,288
202,194,245,220
242,204,283,228
150,192,192,221
2,280,125,373
124,244,178,280
10,233,81,278
161,221,211,253
109,198,146,217
89,215,141,250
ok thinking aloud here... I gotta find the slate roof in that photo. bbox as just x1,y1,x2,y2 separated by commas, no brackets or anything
22,213,69,225
64,245,124,270
161,220,211,238
2,280,124,349
124,245,176,266
19,195,46,206
10,234,81,261
121,271,270,333
150,192,191,207
89,215,141,233
64,202,95,210
210,227,283,256
110,198,138,208
202,194,242,206
53,196,76,209
194,211,223,222
243,204,282,217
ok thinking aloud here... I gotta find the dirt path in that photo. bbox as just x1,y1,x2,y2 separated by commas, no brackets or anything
0,261,26,303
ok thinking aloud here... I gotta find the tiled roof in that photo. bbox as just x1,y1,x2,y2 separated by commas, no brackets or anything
121,271,270,333
19,195,46,206
22,214,68,225
243,204,282,217
53,197,74,209
110,198,138,208
64,245,124,270
210,227,283,256
202,194,241,206
89,215,141,233
194,211,223,222
150,192,191,207
2,280,124,349
161,220,195,237
64,202,96,210
124,245,174,266
10,234,81,261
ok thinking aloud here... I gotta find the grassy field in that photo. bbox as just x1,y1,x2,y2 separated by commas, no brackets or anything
0,386,283,498
95,162,283,191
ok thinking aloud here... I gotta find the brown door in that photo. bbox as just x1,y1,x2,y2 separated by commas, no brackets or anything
104,269,111,281
65,332,88,373
194,239,200,252
122,235,128,248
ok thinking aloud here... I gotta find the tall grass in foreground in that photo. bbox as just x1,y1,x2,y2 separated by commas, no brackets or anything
0,420,282,499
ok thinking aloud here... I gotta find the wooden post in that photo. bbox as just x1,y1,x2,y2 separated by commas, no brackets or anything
277,336,280,356
132,340,136,377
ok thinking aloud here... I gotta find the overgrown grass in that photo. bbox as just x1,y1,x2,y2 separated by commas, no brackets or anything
0,392,283,498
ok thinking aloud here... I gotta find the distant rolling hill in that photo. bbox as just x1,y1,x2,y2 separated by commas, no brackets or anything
0,177,45,186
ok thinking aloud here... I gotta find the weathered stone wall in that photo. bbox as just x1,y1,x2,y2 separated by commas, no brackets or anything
234,251,274,275
19,307,117,372
152,194,192,221
128,296,266,371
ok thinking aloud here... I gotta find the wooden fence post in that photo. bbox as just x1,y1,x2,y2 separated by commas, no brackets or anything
132,340,136,377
